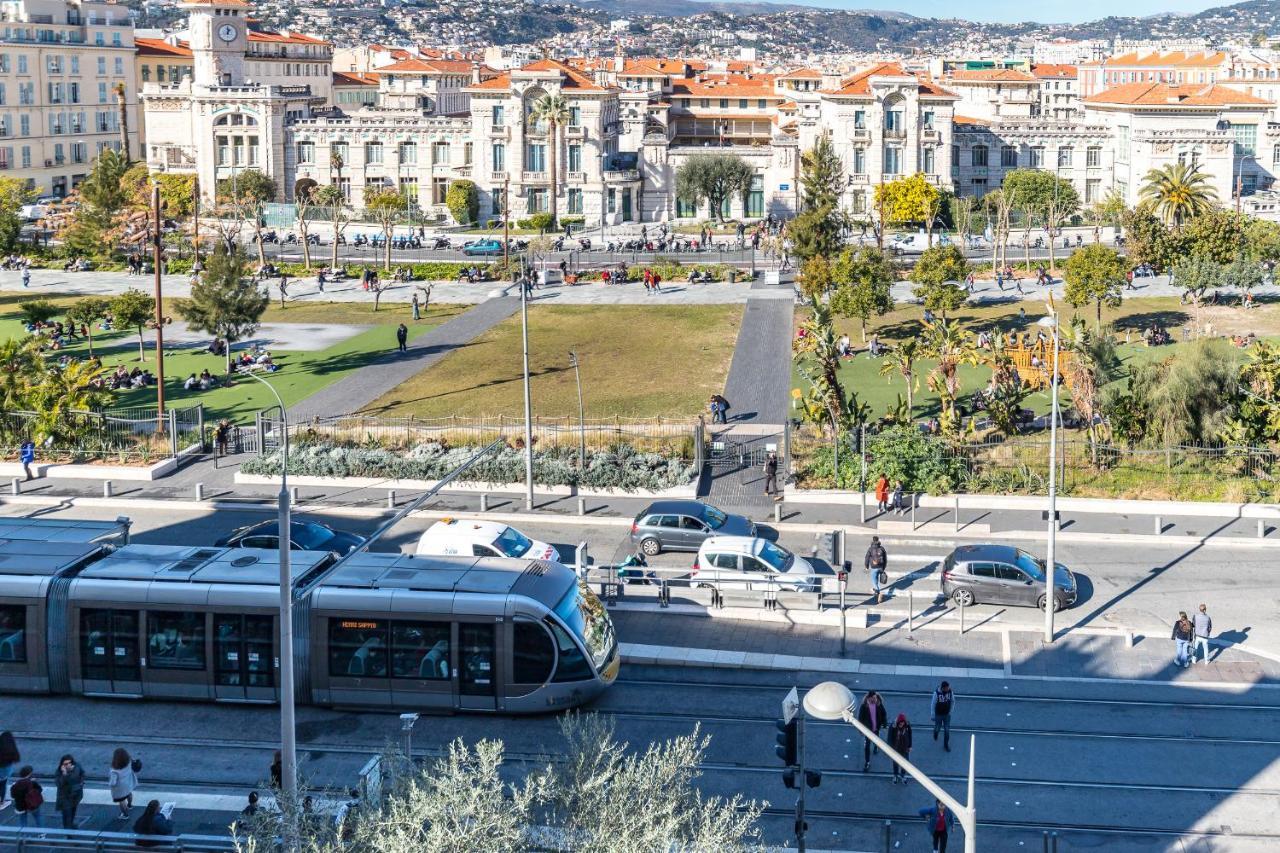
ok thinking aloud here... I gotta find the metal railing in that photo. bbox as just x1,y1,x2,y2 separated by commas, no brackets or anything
0,405,205,460
0,826,236,851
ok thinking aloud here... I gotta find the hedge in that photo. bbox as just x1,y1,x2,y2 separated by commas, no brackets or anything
445,179,479,225
576,262,742,283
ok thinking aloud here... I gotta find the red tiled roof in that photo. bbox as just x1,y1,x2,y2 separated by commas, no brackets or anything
671,73,779,98
136,37,192,58
333,70,379,86
1031,63,1077,79
248,30,328,46
377,57,474,74
469,58,608,92
953,114,993,126
1104,51,1227,68
180,0,250,6
1085,82,1271,107
828,62,955,98
780,68,822,79
948,68,1036,82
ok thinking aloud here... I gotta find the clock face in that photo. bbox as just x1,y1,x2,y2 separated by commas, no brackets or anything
217,23,237,43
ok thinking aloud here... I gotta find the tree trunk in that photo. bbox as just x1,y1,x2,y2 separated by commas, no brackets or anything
253,222,266,267
298,217,311,271
1022,224,1031,273
374,286,383,312
1047,216,1057,273
85,328,94,358
383,224,392,272
548,122,558,230
137,328,146,362
905,372,914,416
860,316,867,342
1096,298,1102,329
115,85,130,162
225,343,233,376
330,207,341,270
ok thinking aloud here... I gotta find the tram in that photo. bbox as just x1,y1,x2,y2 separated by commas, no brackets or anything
0,537,618,713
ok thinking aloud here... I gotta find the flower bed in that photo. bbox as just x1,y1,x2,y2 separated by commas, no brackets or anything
241,440,698,492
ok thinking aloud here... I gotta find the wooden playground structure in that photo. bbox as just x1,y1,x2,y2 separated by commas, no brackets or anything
998,334,1076,390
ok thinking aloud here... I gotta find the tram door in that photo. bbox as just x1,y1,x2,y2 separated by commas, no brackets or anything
79,608,142,696
213,614,277,702
456,622,497,711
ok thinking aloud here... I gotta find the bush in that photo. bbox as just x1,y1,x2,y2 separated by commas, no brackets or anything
445,179,479,225
241,440,697,491
576,262,739,283
560,215,585,227
865,426,966,494
515,212,555,232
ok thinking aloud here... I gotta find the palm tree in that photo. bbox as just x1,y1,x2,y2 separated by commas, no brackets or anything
0,337,44,412
922,319,980,433
1138,162,1219,229
794,302,848,430
878,338,919,418
529,93,571,231
31,360,110,444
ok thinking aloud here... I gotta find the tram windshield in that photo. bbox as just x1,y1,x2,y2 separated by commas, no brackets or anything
553,578,617,670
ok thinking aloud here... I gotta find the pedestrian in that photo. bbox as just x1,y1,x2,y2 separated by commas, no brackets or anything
919,799,955,853
395,323,408,353
54,753,84,829
856,690,889,771
215,419,231,457
316,269,326,292
9,765,42,827
133,799,174,848
19,438,35,481
865,535,888,604
931,680,954,752
763,451,779,498
652,271,661,293
241,790,261,817
874,474,889,512
0,730,19,806
1192,603,1213,665
890,480,906,515
411,292,420,321
887,714,913,783
278,273,289,304
21,266,30,288
108,747,138,820
708,396,721,424
995,270,1003,291
1171,611,1194,668
270,750,282,789
711,394,730,424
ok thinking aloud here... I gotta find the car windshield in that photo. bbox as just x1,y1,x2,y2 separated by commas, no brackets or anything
1015,550,1045,580
757,540,794,572
493,526,533,558
554,578,617,670
702,505,729,529
291,523,336,550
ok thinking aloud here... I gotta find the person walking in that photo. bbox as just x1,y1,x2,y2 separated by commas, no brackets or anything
215,419,231,457
19,439,35,481
395,323,408,353
108,747,138,820
1193,604,1213,665
0,730,19,807
919,799,956,853
711,394,730,424
887,714,913,783
763,452,779,499
1172,611,1194,668
10,765,42,827
278,273,289,304
857,690,889,771
54,754,84,829
411,293,420,321
890,480,906,516
865,535,888,604
931,680,954,752
21,266,30,288
316,269,326,293
874,474,889,513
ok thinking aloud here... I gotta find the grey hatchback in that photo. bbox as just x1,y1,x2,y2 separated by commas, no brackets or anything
940,544,1078,611
630,500,756,555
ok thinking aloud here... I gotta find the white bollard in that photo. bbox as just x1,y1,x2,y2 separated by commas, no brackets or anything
1155,516,1162,535
289,486,299,506
195,482,205,501
10,478,19,496
954,496,960,532
577,497,586,516
1259,519,1266,539
103,481,113,498
387,490,396,509
480,493,489,512
774,501,782,523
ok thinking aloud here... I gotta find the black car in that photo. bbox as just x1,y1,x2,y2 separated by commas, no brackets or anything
216,520,367,556
629,500,755,555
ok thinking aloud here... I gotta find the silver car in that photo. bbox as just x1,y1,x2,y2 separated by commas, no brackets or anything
629,500,755,555
940,544,1077,611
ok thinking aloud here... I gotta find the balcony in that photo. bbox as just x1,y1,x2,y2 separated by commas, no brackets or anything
522,171,547,183
851,127,869,140
490,170,508,182
848,172,869,184
921,128,940,142
604,168,640,183
566,171,586,183
489,125,509,139
566,124,586,138
883,128,907,140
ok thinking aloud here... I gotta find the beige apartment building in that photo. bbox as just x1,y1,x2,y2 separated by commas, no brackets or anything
0,0,138,197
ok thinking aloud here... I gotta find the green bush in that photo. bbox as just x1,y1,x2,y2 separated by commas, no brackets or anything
866,426,966,494
515,212,555,232
166,258,194,274
445,179,479,225
560,216,585,227
576,262,740,283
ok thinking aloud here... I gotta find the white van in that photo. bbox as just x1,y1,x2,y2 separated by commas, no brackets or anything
415,518,559,561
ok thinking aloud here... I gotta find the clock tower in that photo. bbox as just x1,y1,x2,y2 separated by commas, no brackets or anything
183,0,249,87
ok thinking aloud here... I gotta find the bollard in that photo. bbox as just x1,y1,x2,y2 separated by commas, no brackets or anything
103,480,113,498
773,501,782,523
577,497,586,516
1154,515,1162,535
480,493,489,512
911,496,917,531
908,589,914,635
289,486,299,506
195,482,205,501
958,602,965,635
954,495,960,532
1124,629,1135,648
387,490,396,509
883,819,892,853
11,478,19,496
1043,831,1050,853
1259,518,1266,539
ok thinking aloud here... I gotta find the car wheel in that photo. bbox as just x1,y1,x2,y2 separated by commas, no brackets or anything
951,588,976,607
1037,594,1061,612
639,538,661,556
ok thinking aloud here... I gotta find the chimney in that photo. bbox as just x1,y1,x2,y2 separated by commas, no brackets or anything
471,61,481,85
614,44,624,74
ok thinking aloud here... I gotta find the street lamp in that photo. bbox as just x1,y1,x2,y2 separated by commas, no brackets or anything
568,350,585,470
242,370,298,839
1037,312,1060,643
520,251,534,511
803,682,978,853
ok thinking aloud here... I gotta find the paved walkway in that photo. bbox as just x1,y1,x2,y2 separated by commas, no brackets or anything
290,294,519,420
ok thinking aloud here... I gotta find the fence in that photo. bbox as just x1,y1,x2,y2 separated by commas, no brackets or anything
269,414,703,464
0,404,205,461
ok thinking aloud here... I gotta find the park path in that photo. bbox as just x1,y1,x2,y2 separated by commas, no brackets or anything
290,295,520,420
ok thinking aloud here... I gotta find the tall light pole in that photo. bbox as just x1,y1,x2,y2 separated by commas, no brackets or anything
244,371,298,841
569,349,585,470
151,182,167,429
1038,312,1060,643
521,249,534,511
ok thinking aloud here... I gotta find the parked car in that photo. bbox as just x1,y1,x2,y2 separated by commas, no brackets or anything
629,500,755,555
692,536,818,592
940,544,1077,611
462,239,505,256
215,520,367,556
415,518,558,561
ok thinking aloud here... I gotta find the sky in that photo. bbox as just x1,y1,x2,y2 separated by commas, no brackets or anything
701,0,1230,25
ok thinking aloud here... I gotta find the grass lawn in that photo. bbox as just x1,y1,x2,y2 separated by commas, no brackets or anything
364,304,743,419
0,291,463,423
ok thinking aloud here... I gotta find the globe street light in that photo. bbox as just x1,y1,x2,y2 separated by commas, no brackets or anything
1037,312,1060,643
803,682,977,853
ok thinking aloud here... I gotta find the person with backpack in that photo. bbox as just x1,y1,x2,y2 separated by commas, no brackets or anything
856,689,889,771
133,799,174,848
865,535,888,603
931,680,955,752
0,729,19,805
54,754,84,829
887,714,913,784
108,747,138,820
1172,611,1194,668
763,452,779,499
919,799,956,853
9,765,42,827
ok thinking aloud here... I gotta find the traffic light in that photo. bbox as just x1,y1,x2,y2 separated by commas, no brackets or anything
775,717,797,767
794,818,808,837
805,769,822,789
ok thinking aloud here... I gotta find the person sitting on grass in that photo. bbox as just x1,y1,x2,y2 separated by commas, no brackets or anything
183,373,198,391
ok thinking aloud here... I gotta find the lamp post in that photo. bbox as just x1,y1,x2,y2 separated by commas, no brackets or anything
243,370,297,840
569,349,585,470
803,682,977,853
151,182,167,430
520,247,534,511
1037,312,1060,643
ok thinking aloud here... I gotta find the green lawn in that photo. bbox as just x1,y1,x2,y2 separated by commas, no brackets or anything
365,304,743,419
1,292,464,423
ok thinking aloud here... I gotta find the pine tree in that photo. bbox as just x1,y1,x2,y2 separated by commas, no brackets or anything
801,134,844,211
177,244,268,374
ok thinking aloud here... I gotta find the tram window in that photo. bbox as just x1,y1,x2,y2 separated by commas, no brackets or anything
390,621,450,680
147,611,206,670
512,620,554,684
215,614,275,687
329,619,388,678
81,608,112,679
547,619,593,682
0,604,25,662
244,616,274,687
